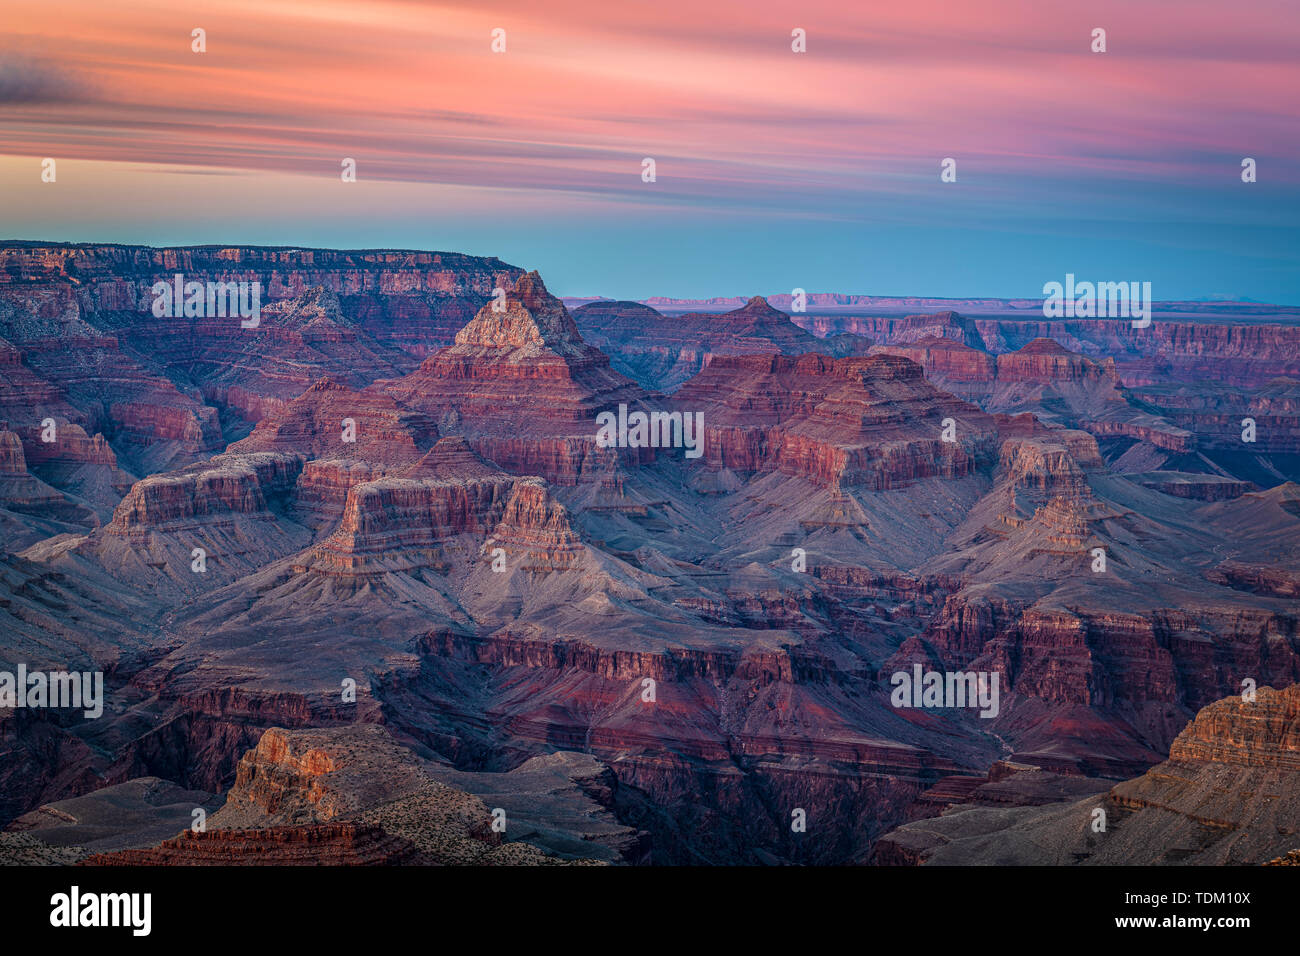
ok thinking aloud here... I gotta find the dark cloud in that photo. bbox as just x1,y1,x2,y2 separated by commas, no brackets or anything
0,58,85,105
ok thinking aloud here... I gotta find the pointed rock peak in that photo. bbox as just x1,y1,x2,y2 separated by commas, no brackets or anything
455,269,586,354
734,295,785,316
719,295,793,333
511,270,551,308
1018,337,1077,356
403,436,499,479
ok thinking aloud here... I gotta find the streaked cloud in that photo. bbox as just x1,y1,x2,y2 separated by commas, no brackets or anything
1,0,1296,299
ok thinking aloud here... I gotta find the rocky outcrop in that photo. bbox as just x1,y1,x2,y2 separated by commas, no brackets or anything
0,242,522,357
402,436,499,479
17,421,136,516
867,337,995,401
0,428,103,545
876,336,1195,461
0,281,224,475
79,824,423,865
671,352,999,490
1206,560,1300,599
811,315,1300,485
220,377,443,527
298,472,582,576
383,272,652,483
874,685,1300,865
1158,683,1300,771
72,452,311,590
228,377,439,464
821,311,986,349
0,430,66,512
808,309,1300,389
0,243,521,485
455,271,588,355
105,453,303,533
204,725,616,864
574,296,872,391
1132,471,1253,501
994,337,1117,384
150,286,420,425
1123,378,1300,462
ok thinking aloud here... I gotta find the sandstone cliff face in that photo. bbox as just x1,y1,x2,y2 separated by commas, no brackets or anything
143,286,420,426
222,377,442,527
19,421,136,514
105,452,304,532
1162,683,1300,770
200,725,621,864
874,685,1300,865
1123,379,1300,464
1131,472,1254,501
671,352,999,490
215,727,370,823
456,271,587,355
383,272,653,483
989,434,1106,543
403,436,499,479
0,429,97,546
808,313,1300,486
908,425,1300,776
1206,559,1300,599
228,377,439,464
874,336,1195,462
0,281,224,476
0,243,522,507
806,309,1300,388
291,458,384,529
0,430,27,477
994,336,1118,384
819,311,986,349
0,242,522,357
75,451,312,591
0,333,80,424
574,296,873,391
300,472,581,576
867,337,995,400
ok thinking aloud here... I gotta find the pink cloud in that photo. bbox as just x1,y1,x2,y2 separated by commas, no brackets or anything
1,0,1296,209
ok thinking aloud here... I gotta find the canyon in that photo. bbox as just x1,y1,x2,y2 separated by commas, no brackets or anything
1,243,1297,865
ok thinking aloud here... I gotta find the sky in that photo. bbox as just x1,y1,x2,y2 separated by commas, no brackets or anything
2,0,1298,301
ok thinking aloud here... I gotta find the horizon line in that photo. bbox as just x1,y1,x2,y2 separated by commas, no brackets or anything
3,238,1296,309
